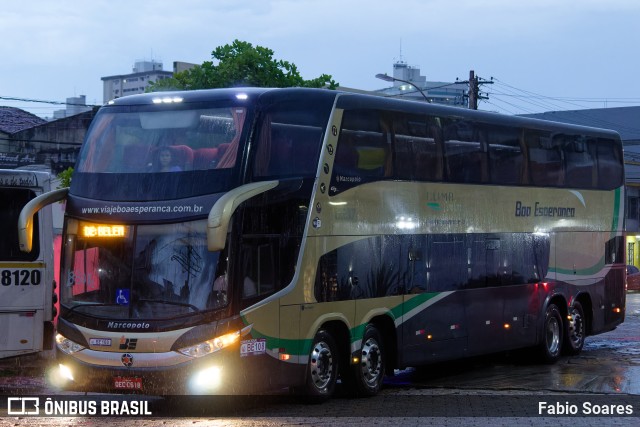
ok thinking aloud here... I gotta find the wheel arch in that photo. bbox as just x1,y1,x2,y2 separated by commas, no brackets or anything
368,314,398,375
547,294,568,318
318,319,352,372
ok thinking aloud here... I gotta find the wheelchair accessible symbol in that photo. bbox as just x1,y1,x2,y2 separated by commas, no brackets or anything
116,289,130,305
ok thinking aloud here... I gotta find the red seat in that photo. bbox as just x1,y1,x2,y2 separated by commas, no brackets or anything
193,148,219,169
170,145,194,170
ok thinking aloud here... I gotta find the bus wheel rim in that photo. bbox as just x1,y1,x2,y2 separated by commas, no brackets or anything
310,341,333,390
569,309,584,346
547,317,560,354
360,337,382,386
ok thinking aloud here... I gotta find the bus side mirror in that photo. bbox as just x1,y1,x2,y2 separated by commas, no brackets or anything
207,181,278,252
18,188,69,253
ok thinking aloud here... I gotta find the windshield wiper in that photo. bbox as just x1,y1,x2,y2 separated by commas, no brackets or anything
137,299,201,312
66,302,123,315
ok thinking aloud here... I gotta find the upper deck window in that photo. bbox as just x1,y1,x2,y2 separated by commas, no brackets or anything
77,106,246,174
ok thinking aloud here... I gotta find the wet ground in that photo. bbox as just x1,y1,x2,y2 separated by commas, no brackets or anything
0,293,639,425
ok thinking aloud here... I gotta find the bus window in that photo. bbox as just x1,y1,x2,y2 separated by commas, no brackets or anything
392,115,443,182
525,130,564,187
314,237,391,301
252,99,329,179
443,119,487,184
486,126,523,185
240,240,277,301
597,138,624,190
330,110,391,194
561,135,596,188
253,121,323,178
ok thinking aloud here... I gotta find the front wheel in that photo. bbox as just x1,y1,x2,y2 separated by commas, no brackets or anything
539,303,563,364
305,330,339,400
563,301,585,355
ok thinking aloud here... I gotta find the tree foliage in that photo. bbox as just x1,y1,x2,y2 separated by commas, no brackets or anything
149,40,338,91
57,166,73,189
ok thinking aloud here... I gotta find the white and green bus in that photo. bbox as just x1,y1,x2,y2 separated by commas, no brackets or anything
20,88,625,398
1,169,56,359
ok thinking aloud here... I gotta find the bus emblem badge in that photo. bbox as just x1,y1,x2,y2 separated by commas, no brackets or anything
121,353,134,367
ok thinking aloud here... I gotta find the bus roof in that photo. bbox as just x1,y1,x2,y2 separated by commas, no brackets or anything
107,87,621,139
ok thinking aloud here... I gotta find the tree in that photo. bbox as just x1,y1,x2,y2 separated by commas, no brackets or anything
148,40,338,91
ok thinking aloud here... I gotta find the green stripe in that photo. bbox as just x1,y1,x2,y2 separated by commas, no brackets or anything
550,255,605,275
244,293,443,357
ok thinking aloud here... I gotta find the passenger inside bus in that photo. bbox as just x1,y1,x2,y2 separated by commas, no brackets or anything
150,147,183,172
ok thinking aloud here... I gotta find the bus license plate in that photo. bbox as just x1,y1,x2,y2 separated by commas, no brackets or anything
113,376,143,390
240,338,266,357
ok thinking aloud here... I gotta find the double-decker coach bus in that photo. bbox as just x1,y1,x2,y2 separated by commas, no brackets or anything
19,88,625,398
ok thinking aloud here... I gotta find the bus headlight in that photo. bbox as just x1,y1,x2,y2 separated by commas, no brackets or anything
56,333,85,354
178,330,241,358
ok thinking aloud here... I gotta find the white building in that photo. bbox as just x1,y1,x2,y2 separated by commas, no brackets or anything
52,95,92,119
101,60,173,103
375,61,468,107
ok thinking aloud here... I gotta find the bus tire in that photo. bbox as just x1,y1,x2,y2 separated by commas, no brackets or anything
563,301,585,355
305,330,339,400
539,303,563,363
350,324,385,396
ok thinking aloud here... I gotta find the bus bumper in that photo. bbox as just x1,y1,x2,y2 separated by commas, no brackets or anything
50,348,304,395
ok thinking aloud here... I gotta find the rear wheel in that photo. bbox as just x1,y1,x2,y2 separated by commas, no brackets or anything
305,330,339,400
342,324,385,396
563,301,585,355
539,303,563,363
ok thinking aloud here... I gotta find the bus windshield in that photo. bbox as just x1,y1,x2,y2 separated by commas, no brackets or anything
76,105,247,174
60,218,225,320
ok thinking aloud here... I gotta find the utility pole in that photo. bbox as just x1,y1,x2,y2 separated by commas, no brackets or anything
469,70,477,110
468,70,493,110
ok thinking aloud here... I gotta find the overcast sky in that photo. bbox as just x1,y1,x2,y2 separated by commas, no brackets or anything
1,0,639,118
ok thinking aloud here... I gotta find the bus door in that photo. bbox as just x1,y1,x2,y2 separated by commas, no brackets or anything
0,170,54,359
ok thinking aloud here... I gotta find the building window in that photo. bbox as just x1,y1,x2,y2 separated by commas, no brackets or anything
629,196,639,222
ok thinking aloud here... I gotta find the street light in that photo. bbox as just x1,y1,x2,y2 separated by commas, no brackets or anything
375,73,430,102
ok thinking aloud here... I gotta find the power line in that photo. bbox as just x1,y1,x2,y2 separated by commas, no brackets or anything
485,77,640,114
0,95,100,108
481,79,640,136
0,136,82,146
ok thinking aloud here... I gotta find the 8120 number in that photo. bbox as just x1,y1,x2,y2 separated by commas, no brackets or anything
1,270,42,286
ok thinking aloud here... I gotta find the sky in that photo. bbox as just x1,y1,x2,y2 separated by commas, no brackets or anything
1,0,640,118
